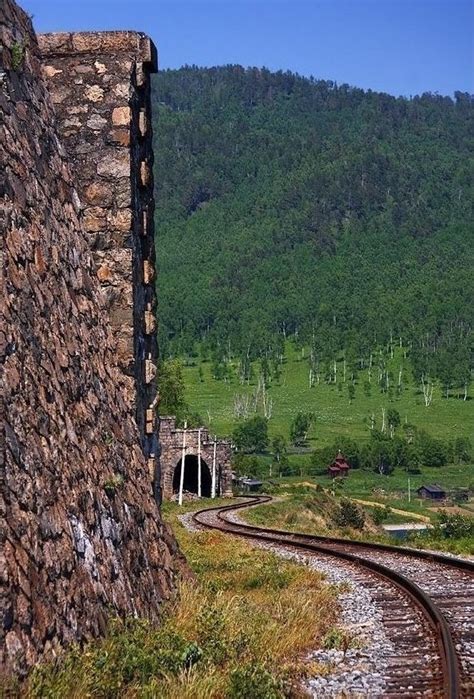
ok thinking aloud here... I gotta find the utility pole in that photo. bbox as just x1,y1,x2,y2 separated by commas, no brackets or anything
178,421,187,506
197,427,202,498
408,476,411,503
211,436,217,499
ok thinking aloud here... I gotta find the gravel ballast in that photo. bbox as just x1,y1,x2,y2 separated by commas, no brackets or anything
179,509,394,697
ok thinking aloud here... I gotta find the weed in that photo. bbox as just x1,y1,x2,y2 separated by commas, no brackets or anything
103,473,124,496
11,41,25,70
322,627,354,654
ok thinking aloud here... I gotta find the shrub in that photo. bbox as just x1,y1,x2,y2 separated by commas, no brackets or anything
233,416,268,453
290,412,314,446
228,662,283,699
436,513,474,539
333,498,365,529
371,506,390,525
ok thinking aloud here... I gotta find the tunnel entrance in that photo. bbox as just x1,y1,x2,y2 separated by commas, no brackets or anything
172,455,212,497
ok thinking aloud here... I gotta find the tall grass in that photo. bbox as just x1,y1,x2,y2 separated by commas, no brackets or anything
14,511,339,698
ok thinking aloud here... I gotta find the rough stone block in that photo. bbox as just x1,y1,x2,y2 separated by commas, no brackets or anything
112,106,131,126
97,152,130,178
84,84,105,102
83,206,107,232
83,182,113,207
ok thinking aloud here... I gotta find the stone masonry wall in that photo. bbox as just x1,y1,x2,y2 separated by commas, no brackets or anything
38,30,160,495
0,0,180,676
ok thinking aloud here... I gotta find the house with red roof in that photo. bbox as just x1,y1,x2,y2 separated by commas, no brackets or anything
328,451,351,478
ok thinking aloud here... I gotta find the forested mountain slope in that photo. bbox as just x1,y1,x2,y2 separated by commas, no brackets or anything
152,67,473,386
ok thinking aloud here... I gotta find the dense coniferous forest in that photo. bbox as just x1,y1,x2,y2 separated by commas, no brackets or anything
152,66,473,393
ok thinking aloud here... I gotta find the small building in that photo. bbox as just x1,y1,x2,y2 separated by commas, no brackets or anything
417,484,446,500
328,451,351,478
240,478,263,493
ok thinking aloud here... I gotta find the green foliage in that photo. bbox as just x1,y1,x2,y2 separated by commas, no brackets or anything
158,358,200,426
11,41,25,70
182,342,473,448
103,473,124,497
290,411,314,446
233,415,269,453
232,452,264,477
453,436,472,463
29,618,196,698
333,498,365,529
417,431,449,467
322,627,353,653
153,66,474,386
228,663,283,699
309,428,465,477
434,512,474,539
271,434,289,474
371,505,391,525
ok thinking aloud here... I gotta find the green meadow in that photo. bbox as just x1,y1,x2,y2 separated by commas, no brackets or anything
182,343,473,446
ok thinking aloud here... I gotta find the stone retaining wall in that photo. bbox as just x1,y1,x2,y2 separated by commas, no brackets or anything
38,29,160,494
1,0,180,676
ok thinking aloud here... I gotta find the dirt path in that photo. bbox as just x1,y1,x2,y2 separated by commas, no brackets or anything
352,498,431,522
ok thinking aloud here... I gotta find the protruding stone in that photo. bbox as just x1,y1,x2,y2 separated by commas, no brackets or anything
139,109,147,136
145,408,155,434
147,458,155,480
136,62,145,87
143,260,155,284
140,160,151,187
144,310,156,334
145,359,157,384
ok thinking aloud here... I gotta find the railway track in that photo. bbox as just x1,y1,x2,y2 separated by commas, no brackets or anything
192,495,474,698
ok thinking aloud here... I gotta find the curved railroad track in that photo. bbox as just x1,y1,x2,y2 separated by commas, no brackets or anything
192,495,474,698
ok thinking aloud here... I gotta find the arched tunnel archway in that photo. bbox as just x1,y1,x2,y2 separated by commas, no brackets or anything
172,455,212,497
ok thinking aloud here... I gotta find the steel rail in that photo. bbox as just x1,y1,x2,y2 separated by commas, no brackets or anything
192,495,470,699
214,495,474,573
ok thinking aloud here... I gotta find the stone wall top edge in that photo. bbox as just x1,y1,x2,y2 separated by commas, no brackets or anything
38,30,158,72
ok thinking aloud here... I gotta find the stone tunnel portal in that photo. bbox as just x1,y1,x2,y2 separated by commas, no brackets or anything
172,455,212,497
160,417,233,500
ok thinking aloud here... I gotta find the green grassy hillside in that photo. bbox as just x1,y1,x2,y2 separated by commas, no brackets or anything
182,343,473,445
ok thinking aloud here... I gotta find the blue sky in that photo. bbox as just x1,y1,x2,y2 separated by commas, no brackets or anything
23,0,473,97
